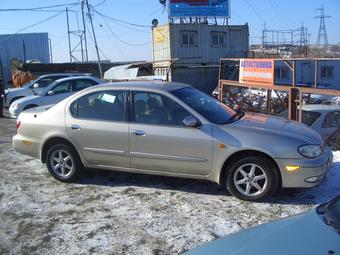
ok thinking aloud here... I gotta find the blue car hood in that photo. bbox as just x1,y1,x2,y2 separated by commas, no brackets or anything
185,210,340,255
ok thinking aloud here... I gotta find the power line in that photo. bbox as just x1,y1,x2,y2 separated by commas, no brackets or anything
93,0,108,7
92,9,151,28
267,0,292,29
15,10,65,34
0,2,79,12
246,0,266,23
99,17,151,47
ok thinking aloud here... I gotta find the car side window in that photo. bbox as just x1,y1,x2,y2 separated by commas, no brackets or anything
322,111,340,128
71,90,126,122
38,76,67,88
301,111,321,127
72,79,98,92
49,81,71,95
132,91,191,126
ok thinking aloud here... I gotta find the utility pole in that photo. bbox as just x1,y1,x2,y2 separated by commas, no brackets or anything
81,0,89,62
66,7,72,62
314,5,331,46
85,0,103,78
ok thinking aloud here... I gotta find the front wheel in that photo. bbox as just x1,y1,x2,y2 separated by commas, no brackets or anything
46,144,82,182
226,156,278,201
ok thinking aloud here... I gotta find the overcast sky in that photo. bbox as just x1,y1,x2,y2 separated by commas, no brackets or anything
0,0,339,63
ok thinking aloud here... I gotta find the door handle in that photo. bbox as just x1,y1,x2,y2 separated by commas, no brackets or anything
131,130,146,136
70,124,81,130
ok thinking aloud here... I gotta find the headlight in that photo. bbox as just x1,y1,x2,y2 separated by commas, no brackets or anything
298,144,323,158
11,103,20,110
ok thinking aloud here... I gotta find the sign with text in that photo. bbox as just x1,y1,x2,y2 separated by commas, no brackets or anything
239,59,275,85
168,0,230,18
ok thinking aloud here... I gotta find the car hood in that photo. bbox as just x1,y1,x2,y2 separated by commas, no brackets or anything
13,95,40,105
5,87,26,94
185,210,340,255
230,113,323,144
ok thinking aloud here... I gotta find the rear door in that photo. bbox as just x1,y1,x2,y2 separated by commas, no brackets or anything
66,89,130,168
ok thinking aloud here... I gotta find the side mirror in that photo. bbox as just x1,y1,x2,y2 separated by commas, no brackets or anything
183,115,201,128
33,83,39,89
47,90,54,96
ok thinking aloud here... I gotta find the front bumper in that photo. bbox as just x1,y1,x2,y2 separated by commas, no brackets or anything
277,147,333,188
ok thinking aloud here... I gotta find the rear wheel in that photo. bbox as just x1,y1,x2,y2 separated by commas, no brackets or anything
226,156,278,201
46,144,82,182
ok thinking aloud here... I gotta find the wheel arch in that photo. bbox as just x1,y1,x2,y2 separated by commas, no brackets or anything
41,136,81,164
219,150,282,191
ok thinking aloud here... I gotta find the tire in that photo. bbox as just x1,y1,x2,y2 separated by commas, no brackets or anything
23,104,38,111
226,156,278,202
46,144,82,182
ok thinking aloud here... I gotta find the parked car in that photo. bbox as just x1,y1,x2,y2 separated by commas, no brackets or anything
13,82,333,201
279,104,340,142
9,76,104,118
4,73,90,108
184,195,340,255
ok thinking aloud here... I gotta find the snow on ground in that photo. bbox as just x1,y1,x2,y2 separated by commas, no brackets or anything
0,116,339,254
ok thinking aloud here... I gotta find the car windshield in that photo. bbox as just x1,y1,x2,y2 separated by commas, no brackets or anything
316,196,340,231
22,79,37,89
172,87,239,124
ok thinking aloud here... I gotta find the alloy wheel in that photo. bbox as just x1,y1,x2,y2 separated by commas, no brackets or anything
49,149,74,178
233,163,268,197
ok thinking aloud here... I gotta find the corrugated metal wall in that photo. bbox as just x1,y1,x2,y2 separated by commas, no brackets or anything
0,33,50,88
172,65,219,93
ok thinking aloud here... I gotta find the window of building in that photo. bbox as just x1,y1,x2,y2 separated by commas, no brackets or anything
211,32,226,47
181,30,197,47
321,66,334,79
70,90,126,122
274,67,289,79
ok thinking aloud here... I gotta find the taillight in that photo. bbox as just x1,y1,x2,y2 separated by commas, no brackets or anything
16,119,21,131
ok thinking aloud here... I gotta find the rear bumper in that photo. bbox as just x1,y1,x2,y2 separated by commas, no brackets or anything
12,134,41,160
277,147,333,188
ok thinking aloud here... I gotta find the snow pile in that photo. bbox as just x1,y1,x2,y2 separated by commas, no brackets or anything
333,151,340,162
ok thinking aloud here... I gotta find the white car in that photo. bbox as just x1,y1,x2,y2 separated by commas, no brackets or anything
280,104,340,141
4,73,89,108
9,76,104,118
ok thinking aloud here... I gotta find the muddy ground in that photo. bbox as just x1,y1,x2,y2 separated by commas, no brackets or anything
0,113,339,254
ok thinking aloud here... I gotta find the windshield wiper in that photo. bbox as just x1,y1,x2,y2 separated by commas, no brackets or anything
227,111,244,123
216,111,244,125
316,196,340,232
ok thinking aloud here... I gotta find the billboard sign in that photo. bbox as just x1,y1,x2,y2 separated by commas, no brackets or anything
239,59,274,85
168,0,230,18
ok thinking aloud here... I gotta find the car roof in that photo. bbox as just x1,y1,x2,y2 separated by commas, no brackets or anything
87,81,192,92
301,104,340,112
38,73,89,78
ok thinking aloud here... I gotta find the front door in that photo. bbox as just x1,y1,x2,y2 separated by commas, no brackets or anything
129,91,213,176
65,89,130,168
